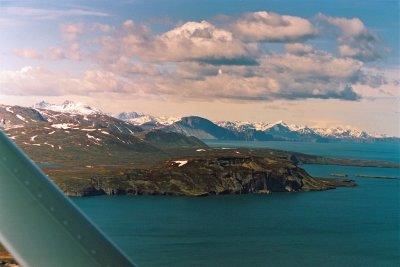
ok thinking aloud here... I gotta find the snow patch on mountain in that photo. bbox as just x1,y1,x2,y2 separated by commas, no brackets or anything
173,160,188,167
51,123,76,129
16,114,28,123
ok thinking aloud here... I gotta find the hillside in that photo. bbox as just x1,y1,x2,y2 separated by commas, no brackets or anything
140,129,206,148
163,116,242,140
0,104,206,165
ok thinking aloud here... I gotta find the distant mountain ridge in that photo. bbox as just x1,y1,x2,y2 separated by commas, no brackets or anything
114,108,397,143
116,111,180,130
216,120,397,143
2,100,396,144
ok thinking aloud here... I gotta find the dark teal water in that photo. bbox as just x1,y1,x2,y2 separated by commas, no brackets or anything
73,142,400,267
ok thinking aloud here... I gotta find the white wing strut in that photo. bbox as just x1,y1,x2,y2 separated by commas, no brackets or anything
0,131,136,267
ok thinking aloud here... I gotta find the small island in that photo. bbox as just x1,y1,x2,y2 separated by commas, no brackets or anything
355,174,399,180
330,173,348,177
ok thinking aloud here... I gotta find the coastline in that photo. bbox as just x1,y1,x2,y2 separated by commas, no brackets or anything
42,155,359,197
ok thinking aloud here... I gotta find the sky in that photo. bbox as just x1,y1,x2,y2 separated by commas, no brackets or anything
0,0,399,135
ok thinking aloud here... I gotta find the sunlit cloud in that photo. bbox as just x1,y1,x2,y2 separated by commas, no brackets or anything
230,11,316,42
13,45,81,61
59,23,85,42
317,13,385,62
284,43,314,55
47,47,66,60
12,48,43,59
0,67,123,96
92,20,258,65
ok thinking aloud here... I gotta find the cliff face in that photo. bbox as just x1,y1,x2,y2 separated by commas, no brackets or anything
60,156,355,197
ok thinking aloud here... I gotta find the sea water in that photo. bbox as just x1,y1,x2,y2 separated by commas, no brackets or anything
73,142,400,267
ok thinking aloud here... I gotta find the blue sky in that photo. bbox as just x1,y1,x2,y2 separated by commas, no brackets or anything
0,0,399,135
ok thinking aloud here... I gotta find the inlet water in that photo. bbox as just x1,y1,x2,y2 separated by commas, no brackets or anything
73,142,400,267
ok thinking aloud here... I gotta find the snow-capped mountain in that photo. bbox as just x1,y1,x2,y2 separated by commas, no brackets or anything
33,100,102,116
216,120,388,141
218,120,302,134
117,112,180,129
312,126,380,139
218,120,317,134
117,112,145,121
215,120,322,141
217,121,269,132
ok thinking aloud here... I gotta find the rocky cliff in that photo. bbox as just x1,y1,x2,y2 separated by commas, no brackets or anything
58,156,356,197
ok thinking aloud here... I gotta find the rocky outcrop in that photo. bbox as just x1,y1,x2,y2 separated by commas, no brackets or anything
61,156,356,197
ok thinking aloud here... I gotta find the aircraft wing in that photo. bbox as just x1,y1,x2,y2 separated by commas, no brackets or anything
0,131,136,267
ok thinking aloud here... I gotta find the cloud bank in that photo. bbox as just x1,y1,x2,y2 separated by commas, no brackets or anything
3,11,394,103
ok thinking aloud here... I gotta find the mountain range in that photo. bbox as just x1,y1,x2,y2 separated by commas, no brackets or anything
164,117,398,143
1,100,397,144
116,104,398,143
